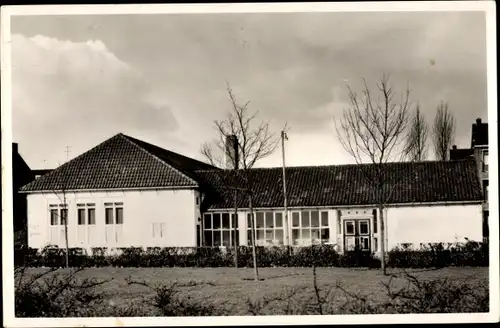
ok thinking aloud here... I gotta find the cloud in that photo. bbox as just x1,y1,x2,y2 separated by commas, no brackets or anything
12,34,178,168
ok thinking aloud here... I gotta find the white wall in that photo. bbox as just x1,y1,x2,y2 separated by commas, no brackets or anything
386,204,483,250
26,188,198,250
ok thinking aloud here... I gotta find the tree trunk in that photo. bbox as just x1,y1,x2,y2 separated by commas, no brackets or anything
233,189,238,268
379,205,386,275
248,193,259,281
63,199,69,269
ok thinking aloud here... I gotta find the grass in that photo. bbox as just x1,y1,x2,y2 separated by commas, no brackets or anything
17,266,489,316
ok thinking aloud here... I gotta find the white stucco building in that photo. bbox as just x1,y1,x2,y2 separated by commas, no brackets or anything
20,133,484,255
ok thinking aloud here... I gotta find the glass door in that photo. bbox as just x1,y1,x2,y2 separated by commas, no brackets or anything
343,219,371,252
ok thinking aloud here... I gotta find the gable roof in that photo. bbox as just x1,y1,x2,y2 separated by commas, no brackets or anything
195,159,483,210
20,133,216,192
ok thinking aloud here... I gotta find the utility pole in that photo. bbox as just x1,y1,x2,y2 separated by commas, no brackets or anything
281,130,289,246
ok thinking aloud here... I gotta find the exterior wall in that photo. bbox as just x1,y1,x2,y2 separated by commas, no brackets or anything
385,204,483,250
26,188,198,250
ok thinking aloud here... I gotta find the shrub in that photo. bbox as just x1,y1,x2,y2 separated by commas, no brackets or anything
387,241,489,268
15,266,112,317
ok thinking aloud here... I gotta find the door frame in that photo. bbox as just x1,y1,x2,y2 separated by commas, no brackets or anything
341,216,372,252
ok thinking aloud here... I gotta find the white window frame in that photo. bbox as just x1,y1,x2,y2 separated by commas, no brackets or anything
203,212,238,247
291,210,330,245
76,203,96,244
49,204,68,246
247,211,285,246
104,202,124,244
152,222,167,239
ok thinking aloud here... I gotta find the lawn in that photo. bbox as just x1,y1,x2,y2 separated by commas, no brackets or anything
17,266,489,316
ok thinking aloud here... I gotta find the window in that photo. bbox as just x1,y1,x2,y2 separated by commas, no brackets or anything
247,211,285,246
48,204,67,245
49,204,68,226
484,181,489,202
291,211,330,245
76,203,96,244
152,222,166,239
104,202,124,244
483,151,489,172
77,203,96,225
203,212,238,247
372,209,378,233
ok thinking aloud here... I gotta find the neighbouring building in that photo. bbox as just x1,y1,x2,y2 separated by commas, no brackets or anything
450,117,489,241
13,143,35,247
20,133,484,255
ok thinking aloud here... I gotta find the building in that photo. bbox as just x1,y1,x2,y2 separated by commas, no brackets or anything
12,143,36,248
20,133,484,254
450,117,489,241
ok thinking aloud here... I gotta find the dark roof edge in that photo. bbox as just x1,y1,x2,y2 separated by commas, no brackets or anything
20,185,198,194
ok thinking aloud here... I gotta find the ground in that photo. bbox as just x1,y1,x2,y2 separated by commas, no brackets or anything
18,266,489,316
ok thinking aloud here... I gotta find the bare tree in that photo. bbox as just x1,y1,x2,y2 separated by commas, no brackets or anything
432,101,455,161
52,165,70,269
335,74,411,275
202,82,280,281
404,104,429,161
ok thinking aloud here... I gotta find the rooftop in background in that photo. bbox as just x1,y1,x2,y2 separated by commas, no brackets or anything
471,117,488,147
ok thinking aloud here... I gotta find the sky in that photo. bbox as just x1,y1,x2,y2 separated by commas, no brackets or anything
9,10,488,169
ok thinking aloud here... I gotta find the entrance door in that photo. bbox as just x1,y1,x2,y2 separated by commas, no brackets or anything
343,219,371,252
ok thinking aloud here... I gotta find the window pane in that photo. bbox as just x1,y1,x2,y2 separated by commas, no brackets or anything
275,229,284,244
265,230,273,243
359,221,369,235
116,208,124,224
372,209,378,233
292,229,300,245
292,212,300,227
213,230,221,246
321,228,330,242
247,230,253,245
50,209,58,225
265,212,274,228
88,208,96,225
204,214,212,229
222,213,230,229
256,212,264,228
60,209,68,225
321,212,328,227
78,209,86,225
105,208,114,224
301,211,310,227
204,230,213,246
345,221,354,235
213,213,221,229
230,231,237,247
275,213,283,227
311,211,319,227
302,228,310,240
222,231,230,247
231,213,237,228
256,229,265,241
311,228,320,242
247,213,252,228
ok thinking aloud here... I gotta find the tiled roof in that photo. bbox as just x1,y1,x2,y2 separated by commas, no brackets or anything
20,133,216,192
195,159,483,210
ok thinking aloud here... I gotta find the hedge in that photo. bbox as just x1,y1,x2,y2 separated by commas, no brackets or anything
14,241,488,269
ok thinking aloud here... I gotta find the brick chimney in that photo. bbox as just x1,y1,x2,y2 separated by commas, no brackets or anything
476,118,482,125
12,142,18,154
225,135,239,170
452,145,457,150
